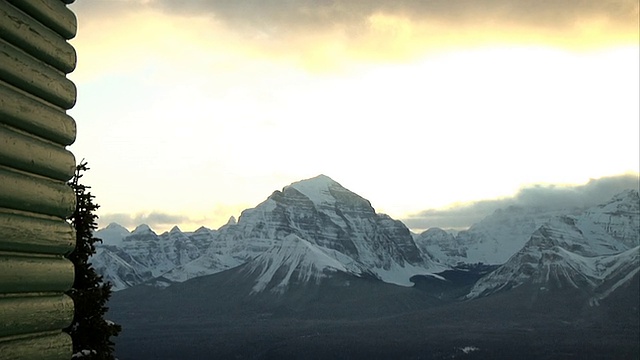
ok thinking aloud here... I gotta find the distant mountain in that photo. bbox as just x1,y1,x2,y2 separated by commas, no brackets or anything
414,205,581,266
91,247,150,290
95,222,130,247
105,189,640,359
216,175,437,286
93,177,639,296
93,175,440,291
467,190,640,299
93,223,217,290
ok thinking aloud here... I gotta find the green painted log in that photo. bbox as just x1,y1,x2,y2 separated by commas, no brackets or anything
0,167,75,218
7,0,77,40
0,81,76,145
0,39,76,110
0,332,72,360
0,1,76,73
0,1,77,358
0,295,74,338
0,124,75,181
0,255,74,293
0,210,74,256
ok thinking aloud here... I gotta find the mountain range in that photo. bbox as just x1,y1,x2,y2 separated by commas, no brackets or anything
95,175,445,291
94,175,639,359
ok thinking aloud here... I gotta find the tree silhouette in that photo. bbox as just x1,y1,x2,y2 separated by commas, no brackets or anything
65,161,121,359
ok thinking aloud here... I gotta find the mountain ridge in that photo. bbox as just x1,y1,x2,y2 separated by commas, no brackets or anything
93,174,441,290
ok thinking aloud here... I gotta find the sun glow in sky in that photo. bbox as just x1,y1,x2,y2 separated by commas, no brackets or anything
67,1,639,233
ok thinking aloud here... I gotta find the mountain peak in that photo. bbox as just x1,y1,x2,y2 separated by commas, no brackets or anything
170,225,182,233
94,222,131,246
291,174,339,187
194,226,212,233
286,174,343,205
105,222,128,231
309,174,335,182
132,224,155,235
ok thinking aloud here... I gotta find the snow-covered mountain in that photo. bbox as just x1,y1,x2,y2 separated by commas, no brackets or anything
106,188,640,359
91,247,150,290
95,222,130,247
241,233,373,294
467,190,640,299
167,175,440,290
92,175,441,291
92,175,638,298
92,223,217,290
414,205,584,266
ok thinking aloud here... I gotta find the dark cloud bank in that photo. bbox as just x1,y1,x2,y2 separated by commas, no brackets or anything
71,0,638,37
152,0,638,33
403,173,640,231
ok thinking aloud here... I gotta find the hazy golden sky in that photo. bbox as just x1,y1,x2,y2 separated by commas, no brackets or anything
67,0,639,233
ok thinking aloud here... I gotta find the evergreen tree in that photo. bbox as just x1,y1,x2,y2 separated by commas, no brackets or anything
65,161,121,359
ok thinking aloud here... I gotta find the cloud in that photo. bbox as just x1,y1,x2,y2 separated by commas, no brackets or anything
97,203,245,233
402,173,640,231
147,0,638,32
69,0,639,73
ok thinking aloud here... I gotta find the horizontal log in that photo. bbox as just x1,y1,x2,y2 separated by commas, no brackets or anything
0,1,76,73
0,331,72,360
0,167,75,218
0,254,74,293
0,210,74,256
0,80,76,145
0,124,75,181
0,39,76,109
7,0,77,40
0,295,73,338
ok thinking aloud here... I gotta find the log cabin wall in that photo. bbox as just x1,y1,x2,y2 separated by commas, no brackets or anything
0,1,78,358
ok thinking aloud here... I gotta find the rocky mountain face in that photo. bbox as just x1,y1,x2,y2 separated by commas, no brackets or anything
93,174,638,302
211,175,436,288
93,224,217,290
93,175,439,291
467,190,639,299
102,183,639,359
414,205,583,266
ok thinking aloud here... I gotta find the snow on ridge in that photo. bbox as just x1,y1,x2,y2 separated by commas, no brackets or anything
159,252,243,283
248,234,352,294
466,217,640,299
94,223,130,247
103,222,129,231
553,246,639,281
287,174,341,206
132,224,155,235
608,189,639,203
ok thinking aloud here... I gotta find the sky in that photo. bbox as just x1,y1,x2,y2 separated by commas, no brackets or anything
66,0,639,234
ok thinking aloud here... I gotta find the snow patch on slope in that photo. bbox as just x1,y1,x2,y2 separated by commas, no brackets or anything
247,234,356,294
95,223,130,247
373,261,445,287
287,174,338,206
467,191,639,299
160,253,244,282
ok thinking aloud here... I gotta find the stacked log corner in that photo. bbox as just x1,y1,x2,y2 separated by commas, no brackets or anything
0,1,78,359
